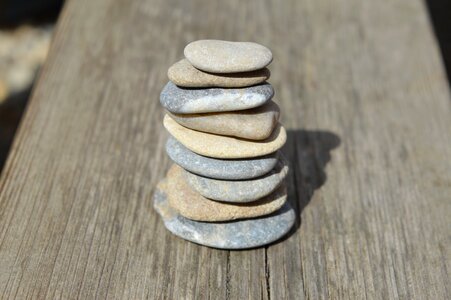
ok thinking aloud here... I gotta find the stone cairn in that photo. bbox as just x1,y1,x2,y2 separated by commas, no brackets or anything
153,40,295,249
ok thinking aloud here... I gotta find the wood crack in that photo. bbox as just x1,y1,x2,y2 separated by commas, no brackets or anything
264,247,271,300
225,251,231,300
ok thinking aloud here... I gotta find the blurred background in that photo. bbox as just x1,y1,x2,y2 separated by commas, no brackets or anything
0,0,63,169
0,0,449,173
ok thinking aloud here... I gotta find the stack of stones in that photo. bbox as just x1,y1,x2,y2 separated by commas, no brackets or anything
153,40,295,249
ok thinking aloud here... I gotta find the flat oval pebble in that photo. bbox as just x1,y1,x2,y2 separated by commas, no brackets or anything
166,137,278,180
184,40,272,73
184,156,289,203
153,180,295,249
164,115,286,159
168,100,280,140
168,59,270,88
160,81,274,114
166,164,286,221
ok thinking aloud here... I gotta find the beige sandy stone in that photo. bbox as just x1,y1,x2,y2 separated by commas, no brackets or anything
184,40,272,73
168,59,270,88
168,100,280,140
166,164,287,222
163,114,287,159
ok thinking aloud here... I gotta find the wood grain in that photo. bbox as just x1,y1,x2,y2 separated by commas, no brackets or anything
0,0,450,298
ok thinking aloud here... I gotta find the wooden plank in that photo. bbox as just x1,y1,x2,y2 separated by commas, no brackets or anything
0,0,450,298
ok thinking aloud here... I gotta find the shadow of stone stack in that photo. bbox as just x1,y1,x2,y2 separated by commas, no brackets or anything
153,40,295,249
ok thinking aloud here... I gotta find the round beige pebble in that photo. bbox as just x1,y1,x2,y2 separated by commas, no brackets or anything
184,40,272,73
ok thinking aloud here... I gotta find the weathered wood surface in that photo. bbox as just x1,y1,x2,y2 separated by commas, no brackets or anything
0,0,450,298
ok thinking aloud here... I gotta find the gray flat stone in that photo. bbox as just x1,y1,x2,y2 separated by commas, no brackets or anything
160,81,274,114
166,164,287,222
166,137,278,180
153,180,295,249
183,156,289,203
184,40,272,73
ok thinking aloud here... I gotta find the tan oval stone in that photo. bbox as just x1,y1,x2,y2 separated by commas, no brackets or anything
168,59,270,88
166,164,287,222
184,40,272,73
163,114,287,159
168,100,280,140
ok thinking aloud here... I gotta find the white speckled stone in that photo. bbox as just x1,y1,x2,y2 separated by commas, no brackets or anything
184,40,272,73
160,81,273,114
166,137,278,180
153,179,295,249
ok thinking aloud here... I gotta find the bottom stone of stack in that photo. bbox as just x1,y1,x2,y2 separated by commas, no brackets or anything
153,179,295,249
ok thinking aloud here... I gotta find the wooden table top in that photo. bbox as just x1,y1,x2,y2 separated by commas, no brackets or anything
0,0,450,298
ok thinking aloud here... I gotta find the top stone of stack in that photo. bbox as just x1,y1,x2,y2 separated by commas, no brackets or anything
184,40,273,73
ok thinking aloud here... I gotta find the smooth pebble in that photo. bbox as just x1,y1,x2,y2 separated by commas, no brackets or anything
153,179,295,249
184,40,272,73
164,114,286,159
166,164,287,221
168,100,280,140
168,59,270,88
166,137,278,180
160,81,273,114
184,156,289,202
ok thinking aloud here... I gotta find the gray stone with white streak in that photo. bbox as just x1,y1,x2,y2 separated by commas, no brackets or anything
160,81,273,114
